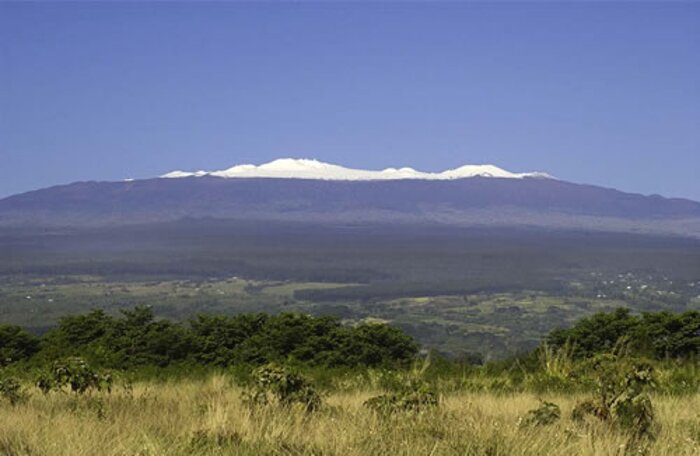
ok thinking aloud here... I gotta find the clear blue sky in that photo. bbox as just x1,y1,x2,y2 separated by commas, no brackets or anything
1,2,698,200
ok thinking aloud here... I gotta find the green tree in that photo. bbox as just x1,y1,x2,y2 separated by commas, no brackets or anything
0,324,40,366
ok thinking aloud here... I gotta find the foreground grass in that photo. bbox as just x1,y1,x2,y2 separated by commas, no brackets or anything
1,375,699,455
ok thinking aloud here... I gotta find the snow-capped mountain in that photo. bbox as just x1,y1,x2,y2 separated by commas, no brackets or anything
161,158,553,181
1,158,700,237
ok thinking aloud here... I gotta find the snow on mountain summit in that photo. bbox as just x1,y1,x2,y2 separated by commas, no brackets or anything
161,158,553,181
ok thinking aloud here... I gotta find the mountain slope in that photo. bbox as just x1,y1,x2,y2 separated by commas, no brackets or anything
1,169,700,237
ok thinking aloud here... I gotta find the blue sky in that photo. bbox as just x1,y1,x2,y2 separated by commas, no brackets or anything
1,2,698,200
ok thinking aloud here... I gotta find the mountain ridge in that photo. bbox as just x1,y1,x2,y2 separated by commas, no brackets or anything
1,172,700,238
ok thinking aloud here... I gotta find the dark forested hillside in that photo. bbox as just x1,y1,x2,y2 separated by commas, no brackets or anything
2,221,699,283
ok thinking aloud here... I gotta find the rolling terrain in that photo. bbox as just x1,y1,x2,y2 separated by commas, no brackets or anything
1,221,698,358
1,160,699,358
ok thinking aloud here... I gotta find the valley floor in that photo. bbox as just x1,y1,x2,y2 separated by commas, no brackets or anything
3,275,697,360
1,376,698,455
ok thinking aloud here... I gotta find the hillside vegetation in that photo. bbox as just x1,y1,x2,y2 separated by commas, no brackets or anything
1,307,697,372
0,380,698,456
0,308,698,454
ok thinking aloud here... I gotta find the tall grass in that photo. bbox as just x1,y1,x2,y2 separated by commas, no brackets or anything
0,375,698,455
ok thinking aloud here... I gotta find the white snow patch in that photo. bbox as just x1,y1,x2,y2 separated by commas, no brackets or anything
160,158,554,181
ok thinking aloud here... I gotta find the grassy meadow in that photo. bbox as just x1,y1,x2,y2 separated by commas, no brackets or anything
1,284,698,455
1,375,699,456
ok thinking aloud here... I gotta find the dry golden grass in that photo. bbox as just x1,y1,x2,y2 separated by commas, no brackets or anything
0,374,698,455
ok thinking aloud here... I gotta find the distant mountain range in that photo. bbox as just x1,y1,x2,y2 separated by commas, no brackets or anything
2,159,699,237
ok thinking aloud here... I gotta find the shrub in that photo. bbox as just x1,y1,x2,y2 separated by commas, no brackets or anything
653,363,700,395
364,377,439,414
0,377,27,406
572,399,607,422
571,354,657,439
0,325,40,366
36,357,112,394
520,401,561,427
364,359,439,414
546,309,700,360
242,363,321,412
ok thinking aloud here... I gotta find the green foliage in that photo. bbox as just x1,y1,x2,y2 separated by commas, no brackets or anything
525,340,581,393
190,313,268,366
40,307,194,368
571,399,606,422
0,305,697,404
364,359,439,414
110,306,194,367
635,311,700,359
571,354,657,439
243,363,321,412
338,323,419,368
234,317,417,369
614,394,655,437
0,377,27,406
654,362,700,395
547,308,699,360
364,378,439,414
0,325,40,366
36,357,112,394
520,401,561,427
35,308,417,370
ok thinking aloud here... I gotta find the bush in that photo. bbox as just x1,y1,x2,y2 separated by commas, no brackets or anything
546,309,700,360
520,401,561,427
35,308,418,370
0,325,40,366
364,378,439,414
571,354,657,439
364,360,439,414
653,363,700,395
36,357,112,394
0,377,27,406
243,363,321,412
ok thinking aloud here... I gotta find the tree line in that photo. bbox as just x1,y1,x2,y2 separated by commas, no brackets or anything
545,308,699,360
0,306,418,370
1,307,698,372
